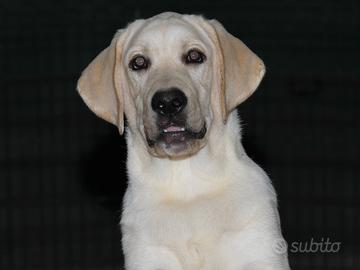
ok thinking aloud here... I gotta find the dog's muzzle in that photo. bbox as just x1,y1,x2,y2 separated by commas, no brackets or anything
147,87,207,148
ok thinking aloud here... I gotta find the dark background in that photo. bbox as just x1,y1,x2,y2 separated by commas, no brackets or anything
1,0,359,269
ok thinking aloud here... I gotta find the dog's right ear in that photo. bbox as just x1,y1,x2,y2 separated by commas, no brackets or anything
77,30,125,134
207,19,265,123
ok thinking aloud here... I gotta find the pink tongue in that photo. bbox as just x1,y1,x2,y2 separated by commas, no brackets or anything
165,126,183,132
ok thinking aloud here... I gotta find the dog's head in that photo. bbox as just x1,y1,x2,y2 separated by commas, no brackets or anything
77,12,265,159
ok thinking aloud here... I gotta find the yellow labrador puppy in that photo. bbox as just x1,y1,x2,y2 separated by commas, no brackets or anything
77,12,290,270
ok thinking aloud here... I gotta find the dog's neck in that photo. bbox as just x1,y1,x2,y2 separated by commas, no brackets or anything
125,111,248,202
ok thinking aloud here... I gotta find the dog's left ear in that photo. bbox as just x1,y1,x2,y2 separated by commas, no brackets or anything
77,31,125,134
209,20,266,122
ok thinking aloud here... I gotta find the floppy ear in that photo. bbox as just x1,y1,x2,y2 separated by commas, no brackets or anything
77,31,125,134
209,20,266,122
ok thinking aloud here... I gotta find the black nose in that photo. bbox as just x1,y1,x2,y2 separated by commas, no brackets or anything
151,88,187,116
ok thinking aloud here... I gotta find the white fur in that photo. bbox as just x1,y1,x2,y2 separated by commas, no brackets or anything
78,12,290,270
121,112,290,270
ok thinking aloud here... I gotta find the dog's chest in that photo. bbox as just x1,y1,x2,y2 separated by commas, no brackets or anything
124,188,249,269
151,195,229,240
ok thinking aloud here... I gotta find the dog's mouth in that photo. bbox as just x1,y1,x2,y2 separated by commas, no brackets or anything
159,124,207,145
146,122,207,148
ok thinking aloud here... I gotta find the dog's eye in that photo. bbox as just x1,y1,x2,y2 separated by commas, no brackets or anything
129,55,149,71
185,49,206,64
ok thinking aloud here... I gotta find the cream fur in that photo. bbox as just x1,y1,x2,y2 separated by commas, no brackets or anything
77,12,290,270
121,112,290,270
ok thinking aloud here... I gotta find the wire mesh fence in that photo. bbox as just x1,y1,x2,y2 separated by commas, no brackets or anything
1,1,359,269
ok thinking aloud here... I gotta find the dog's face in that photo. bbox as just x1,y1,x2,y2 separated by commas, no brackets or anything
77,12,265,159
123,18,213,158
